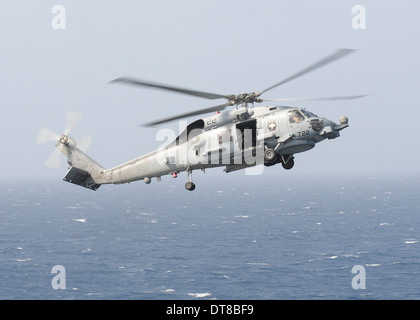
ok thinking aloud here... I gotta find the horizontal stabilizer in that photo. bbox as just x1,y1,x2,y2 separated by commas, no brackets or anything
63,166,101,191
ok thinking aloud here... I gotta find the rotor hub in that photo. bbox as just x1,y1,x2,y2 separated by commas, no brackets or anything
59,135,70,145
227,92,263,105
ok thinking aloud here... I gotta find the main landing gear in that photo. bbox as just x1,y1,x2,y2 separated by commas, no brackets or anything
264,148,277,162
281,157,294,170
185,169,196,191
264,147,294,170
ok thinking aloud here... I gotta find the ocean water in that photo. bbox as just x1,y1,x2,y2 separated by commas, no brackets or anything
1,172,419,300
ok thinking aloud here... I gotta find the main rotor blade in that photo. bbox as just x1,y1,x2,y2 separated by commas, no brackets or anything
260,49,356,95
110,77,228,100
143,103,231,126
264,94,367,102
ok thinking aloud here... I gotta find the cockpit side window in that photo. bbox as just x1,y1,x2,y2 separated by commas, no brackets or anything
288,110,305,123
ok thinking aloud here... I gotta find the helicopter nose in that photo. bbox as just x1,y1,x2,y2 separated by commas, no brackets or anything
319,116,349,139
334,115,349,131
339,116,348,125
319,122,337,138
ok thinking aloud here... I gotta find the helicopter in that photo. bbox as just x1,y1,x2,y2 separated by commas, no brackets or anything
37,49,365,191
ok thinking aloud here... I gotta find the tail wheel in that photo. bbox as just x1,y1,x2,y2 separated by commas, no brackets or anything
185,181,196,191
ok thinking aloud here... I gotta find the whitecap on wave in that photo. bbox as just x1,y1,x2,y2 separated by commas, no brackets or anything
162,289,175,293
380,222,391,226
188,292,211,298
138,212,155,216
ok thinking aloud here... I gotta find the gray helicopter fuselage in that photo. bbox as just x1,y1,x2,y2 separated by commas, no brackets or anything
91,105,347,185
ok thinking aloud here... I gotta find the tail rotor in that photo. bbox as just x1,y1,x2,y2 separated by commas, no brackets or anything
36,111,91,168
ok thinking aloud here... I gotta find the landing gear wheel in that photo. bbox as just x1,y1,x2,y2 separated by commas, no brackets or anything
264,148,277,162
185,181,196,191
282,158,294,170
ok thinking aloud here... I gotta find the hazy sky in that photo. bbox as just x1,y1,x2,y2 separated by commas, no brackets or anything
1,1,419,180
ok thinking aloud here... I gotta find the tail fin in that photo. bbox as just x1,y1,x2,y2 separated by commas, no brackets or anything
58,135,105,191
63,166,102,191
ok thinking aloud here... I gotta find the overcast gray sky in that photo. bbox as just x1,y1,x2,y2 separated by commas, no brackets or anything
1,0,419,180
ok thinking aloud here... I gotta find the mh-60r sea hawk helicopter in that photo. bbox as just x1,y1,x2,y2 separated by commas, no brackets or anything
37,49,365,191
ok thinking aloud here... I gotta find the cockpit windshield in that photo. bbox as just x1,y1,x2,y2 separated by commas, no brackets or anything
300,109,317,118
288,110,305,123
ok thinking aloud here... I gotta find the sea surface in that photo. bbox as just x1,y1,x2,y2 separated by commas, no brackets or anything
1,172,419,300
